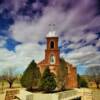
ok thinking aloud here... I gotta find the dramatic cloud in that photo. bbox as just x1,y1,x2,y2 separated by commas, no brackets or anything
8,0,99,45
0,42,45,74
0,0,100,74
62,45,100,67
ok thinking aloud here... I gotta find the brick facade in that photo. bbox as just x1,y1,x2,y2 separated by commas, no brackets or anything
38,34,77,89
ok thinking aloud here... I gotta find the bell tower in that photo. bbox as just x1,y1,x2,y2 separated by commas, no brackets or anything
45,31,60,66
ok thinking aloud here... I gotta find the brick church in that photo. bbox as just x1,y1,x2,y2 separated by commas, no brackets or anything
38,31,77,89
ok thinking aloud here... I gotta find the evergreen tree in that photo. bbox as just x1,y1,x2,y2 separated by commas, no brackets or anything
77,74,88,88
40,68,57,92
57,58,68,90
21,60,41,90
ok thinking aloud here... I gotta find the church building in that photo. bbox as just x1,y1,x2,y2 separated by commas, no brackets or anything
38,31,77,89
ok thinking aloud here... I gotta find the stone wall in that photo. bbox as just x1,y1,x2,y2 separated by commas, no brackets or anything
5,89,19,100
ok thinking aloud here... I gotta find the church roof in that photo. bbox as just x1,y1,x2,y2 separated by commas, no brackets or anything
46,31,58,37
38,59,46,65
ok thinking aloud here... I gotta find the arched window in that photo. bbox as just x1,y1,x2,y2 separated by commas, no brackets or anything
50,54,55,64
50,41,54,49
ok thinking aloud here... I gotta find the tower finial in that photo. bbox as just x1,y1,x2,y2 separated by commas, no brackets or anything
47,24,57,37
49,24,56,31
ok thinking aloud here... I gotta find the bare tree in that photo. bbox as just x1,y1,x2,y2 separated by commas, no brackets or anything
3,67,17,88
86,66,100,89
0,76,5,93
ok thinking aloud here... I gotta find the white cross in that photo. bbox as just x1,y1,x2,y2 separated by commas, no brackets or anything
49,24,56,31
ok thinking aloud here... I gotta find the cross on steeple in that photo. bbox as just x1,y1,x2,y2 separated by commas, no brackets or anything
49,24,56,31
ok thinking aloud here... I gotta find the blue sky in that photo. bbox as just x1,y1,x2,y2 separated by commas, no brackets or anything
0,0,100,75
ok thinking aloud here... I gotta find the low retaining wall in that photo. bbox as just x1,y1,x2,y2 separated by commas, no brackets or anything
16,89,81,100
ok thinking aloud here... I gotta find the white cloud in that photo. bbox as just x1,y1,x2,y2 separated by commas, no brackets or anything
15,43,45,63
67,42,84,49
9,21,47,43
9,0,98,44
85,32,97,42
63,32,98,44
96,39,100,47
0,42,45,73
61,45,100,67
0,36,7,47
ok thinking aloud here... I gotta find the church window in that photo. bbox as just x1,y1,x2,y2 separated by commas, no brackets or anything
50,54,55,64
50,41,54,49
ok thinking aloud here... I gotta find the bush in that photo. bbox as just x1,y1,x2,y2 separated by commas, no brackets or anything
39,68,57,92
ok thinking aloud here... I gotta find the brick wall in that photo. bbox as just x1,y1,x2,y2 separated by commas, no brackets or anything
66,67,78,89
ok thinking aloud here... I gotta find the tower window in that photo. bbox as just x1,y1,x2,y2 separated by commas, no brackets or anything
50,41,54,49
50,54,55,64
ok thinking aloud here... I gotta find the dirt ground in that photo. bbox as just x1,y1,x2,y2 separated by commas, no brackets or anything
92,90,100,100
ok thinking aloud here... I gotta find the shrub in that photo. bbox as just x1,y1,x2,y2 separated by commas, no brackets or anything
40,68,57,92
